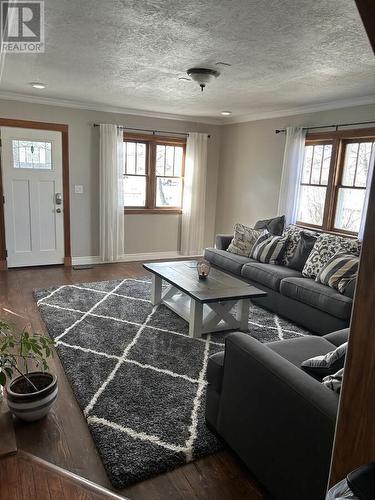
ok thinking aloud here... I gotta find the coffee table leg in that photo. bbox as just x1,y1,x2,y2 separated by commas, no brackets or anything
189,300,203,338
151,274,162,306
237,299,250,331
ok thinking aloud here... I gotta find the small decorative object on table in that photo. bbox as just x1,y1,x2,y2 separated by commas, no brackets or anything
197,259,211,280
0,319,57,421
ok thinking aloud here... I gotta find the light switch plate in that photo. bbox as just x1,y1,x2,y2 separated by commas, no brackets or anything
74,185,84,194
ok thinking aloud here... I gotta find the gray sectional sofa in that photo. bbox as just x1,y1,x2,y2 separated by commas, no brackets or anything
206,327,349,500
204,234,354,334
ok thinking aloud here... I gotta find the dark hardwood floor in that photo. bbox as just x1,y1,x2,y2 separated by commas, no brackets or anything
0,262,267,500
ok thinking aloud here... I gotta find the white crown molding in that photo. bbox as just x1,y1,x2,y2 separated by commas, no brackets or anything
72,251,203,266
0,90,374,127
0,91,222,125
223,94,375,125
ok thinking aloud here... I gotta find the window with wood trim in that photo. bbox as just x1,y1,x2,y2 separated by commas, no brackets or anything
296,129,375,235
123,134,186,213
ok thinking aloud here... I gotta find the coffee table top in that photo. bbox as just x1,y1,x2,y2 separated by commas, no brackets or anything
143,261,266,304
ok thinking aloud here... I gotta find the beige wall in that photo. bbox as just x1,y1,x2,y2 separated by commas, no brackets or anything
215,104,375,237
0,99,221,258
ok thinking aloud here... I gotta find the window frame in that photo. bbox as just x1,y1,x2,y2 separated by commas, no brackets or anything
123,133,186,214
296,127,375,236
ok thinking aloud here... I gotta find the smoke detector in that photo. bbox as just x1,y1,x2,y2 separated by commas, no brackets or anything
185,67,220,91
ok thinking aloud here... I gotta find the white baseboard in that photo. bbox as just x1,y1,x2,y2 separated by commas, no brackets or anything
72,251,203,266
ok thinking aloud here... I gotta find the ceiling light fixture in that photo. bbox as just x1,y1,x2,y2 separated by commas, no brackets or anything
221,111,232,116
186,68,220,92
30,82,46,89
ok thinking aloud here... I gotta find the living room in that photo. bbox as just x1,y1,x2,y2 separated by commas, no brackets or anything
0,1,375,499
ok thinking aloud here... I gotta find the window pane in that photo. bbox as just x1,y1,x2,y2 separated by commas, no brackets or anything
12,140,52,169
165,146,175,176
156,145,165,176
302,145,313,183
136,143,146,175
342,143,359,186
125,142,136,174
174,147,183,177
124,175,146,207
355,142,373,187
297,185,327,226
334,188,366,233
156,177,182,207
321,145,332,185
311,145,323,184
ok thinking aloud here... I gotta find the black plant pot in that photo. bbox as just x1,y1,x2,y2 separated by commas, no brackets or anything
6,372,58,422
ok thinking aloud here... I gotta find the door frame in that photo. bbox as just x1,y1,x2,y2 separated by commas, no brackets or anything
0,118,71,269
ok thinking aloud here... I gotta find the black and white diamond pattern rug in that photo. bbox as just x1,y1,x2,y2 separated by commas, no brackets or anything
34,277,309,488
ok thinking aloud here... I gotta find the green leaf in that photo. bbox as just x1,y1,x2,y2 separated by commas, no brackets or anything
0,371,6,386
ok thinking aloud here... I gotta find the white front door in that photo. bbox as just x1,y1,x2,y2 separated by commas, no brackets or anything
1,127,64,267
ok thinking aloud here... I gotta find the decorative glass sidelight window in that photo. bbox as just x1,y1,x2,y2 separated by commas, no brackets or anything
12,140,52,170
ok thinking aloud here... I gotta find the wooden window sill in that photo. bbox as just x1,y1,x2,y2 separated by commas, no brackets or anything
295,223,357,239
124,208,182,215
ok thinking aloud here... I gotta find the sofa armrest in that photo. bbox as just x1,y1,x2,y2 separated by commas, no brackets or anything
217,333,338,500
215,234,233,250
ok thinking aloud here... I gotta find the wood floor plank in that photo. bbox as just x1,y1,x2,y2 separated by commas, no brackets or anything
0,262,267,499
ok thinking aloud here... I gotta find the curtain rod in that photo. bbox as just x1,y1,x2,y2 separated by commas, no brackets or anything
275,120,375,134
93,123,210,138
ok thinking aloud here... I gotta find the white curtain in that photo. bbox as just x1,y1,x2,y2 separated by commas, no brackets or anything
358,145,375,241
99,124,125,262
181,132,209,255
277,127,307,225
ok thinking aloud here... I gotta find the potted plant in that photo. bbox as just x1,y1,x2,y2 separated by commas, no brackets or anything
0,319,57,422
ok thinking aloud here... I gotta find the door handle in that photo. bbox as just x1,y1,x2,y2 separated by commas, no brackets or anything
55,193,62,205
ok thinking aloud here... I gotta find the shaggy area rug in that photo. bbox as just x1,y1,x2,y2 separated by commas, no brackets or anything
34,277,309,488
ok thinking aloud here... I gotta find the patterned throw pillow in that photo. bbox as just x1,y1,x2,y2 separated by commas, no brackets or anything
281,225,318,266
301,342,347,379
250,231,287,264
322,368,344,394
227,224,262,257
317,253,359,293
302,234,361,279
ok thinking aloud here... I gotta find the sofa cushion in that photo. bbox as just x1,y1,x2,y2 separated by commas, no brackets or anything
206,351,225,393
241,262,302,291
204,247,253,275
266,336,337,368
280,277,352,320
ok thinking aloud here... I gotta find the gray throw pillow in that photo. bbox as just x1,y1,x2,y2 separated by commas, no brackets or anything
254,215,285,236
301,342,347,379
227,223,262,257
322,368,344,394
287,231,317,271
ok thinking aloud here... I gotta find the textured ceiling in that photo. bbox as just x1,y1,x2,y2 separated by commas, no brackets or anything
1,0,374,121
